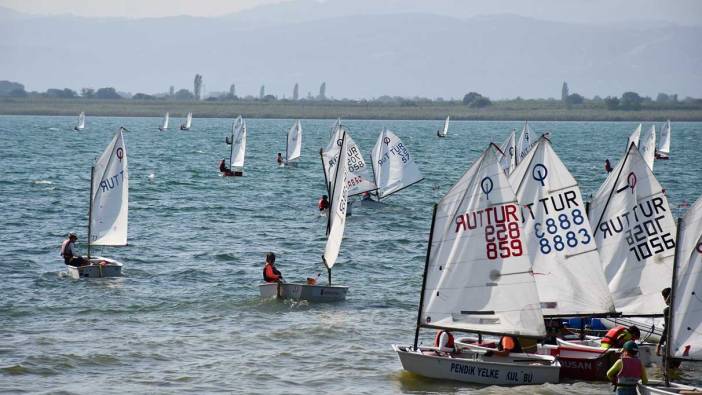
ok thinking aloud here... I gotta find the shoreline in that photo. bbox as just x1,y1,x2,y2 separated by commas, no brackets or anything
2,98,702,121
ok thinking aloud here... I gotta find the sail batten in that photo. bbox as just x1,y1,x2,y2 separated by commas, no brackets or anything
371,129,423,199
90,128,128,246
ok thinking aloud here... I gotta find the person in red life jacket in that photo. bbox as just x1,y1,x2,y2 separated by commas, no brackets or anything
433,330,455,355
262,252,283,283
600,325,640,350
219,159,234,176
361,191,372,201
318,195,330,212
484,335,537,357
607,341,648,395
60,232,87,267
605,159,613,173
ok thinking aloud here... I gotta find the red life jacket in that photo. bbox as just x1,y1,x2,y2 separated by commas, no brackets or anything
318,199,329,210
617,356,643,386
601,326,627,347
263,264,281,282
433,331,454,349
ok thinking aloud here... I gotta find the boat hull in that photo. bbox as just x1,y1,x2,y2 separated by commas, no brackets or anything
392,344,560,385
67,257,123,279
259,282,348,302
537,343,617,381
638,380,701,395
555,338,660,367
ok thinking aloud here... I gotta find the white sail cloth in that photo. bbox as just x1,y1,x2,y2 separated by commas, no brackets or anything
230,119,247,168
286,120,302,162
508,137,615,316
628,124,642,149
323,130,350,270
498,129,517,175
658,121,671,157
516,121,535,165
161,112,169,129
438,116,449,137
640,125,656,171
90,128,128,246
671,194,702,359
77,112,85,130
421,144,546,337
371,129,424,199
589,143,676,316
184,112,192,129
322,126,376,196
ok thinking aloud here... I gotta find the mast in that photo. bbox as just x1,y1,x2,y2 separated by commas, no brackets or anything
369,147,380,200
664,217,683,386
87,165,94,260
414,204,437,349
285,127,289,164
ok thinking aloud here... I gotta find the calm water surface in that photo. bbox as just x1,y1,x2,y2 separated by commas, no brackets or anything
0,116,700,394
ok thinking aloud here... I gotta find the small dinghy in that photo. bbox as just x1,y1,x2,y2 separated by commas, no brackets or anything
259,130,352,303
656,120,671,160
320,120,376,198
436,115,449,137
74,111,86,131
368,129,424,202
283,120,302,166
392,143,560,386
222,118,246,177
68,128,129,279
536,339,618,381
179,112,192,130
158,112,169,131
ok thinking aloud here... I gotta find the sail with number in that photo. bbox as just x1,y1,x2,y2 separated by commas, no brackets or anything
508,137,615,316
657,120,671,158
640,125,656,171
286,120,302,163
230,119,247,169
420,144,545,337
627,124,642,149
90,128,128,246
76,112,86,130
322,126,376,196
516,121,535,165
589,143,676,316
323,130,350,270
437,116,449,137
670,194,702,359
371,129,424,199
498,129,517,175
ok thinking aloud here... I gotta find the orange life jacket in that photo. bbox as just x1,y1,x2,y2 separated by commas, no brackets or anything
601,326,628,347
263,264,281,282
433,331,454,349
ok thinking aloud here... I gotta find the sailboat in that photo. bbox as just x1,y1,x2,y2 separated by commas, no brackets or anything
640,125,656,171
68,128,128,279
392,143,560,385
74,112,86,131
627,123,642,149
223,119,246,177
226,116,243,145
180,112,192,130
638,194,702,394
656,120,671,160
369,129,424,201
436,116,449,137
284,120,302,166
320,123,376,198
158,112,169,131
259,130,351,302
497,128,517,175
516,121,535,165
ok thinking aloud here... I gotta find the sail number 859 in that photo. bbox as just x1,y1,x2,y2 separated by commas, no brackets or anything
485,222,523,259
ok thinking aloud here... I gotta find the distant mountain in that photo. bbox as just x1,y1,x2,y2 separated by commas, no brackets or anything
1,5,700,99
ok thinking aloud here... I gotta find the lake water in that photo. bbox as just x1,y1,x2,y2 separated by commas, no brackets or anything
0,116,700,394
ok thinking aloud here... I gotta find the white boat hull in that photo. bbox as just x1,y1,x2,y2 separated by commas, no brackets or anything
638,380,701,395
67,257,123,279
392,344,560,385
259,282,347,302
555,338,660,367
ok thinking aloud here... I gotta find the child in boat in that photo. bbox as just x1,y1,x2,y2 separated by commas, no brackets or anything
276,153,284,165
263,252,283,283
318,195,330,211
433,330,455,355
607,341,647,395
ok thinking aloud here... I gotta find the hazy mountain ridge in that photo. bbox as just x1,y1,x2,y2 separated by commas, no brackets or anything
2,5,700,98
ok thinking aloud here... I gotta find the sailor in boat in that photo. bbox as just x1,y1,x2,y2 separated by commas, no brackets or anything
600,325,641,350
485,335,537,357
60,232,87,267
361,191,372,201
263,252,284,283
218,159,234,177
655,287,682,369
606,341,648,395
605,159,613,173
433,330,456,356
276,153,284,166
543,319,574,345
318,195,330,212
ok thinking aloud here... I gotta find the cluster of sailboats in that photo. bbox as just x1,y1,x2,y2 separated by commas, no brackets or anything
73,112,194,131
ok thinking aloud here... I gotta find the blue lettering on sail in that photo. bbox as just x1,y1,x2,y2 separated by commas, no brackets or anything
99,170,125,193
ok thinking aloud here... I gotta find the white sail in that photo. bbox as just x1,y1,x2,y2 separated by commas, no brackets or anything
230,119,247,169
371,129,424,199
640,125,656,171
90,128,128,246
516,121,535,165
286,120,302,162
322,126,376,196
323,130,350,270
671,194,702,360
658,120,671,156
77,112,86,130
421,144,546,337
627,124,642,149
508,137,615,316
498,129,517,175
589,144,676,316
185,112,192,129
438,116,449,137
161,112,169,130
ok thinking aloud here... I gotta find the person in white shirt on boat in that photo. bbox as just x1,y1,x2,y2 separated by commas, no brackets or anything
434,330,456,355
60,232,87,267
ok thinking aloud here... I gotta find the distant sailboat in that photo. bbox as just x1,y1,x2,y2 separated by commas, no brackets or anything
656,120,671,160
68,128,129,279
180,112,192,130
223,119,246,177
436,116,449,137
158,112,169,131
640,125,656,171
74,112,86,131
369,129,424,200
284,120,302,166
321,123,376,197
497,128,517,175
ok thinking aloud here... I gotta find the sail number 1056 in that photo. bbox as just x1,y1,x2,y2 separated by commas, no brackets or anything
485,222,523,259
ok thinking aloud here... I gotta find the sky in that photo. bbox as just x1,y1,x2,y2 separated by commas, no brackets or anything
1,0,701,25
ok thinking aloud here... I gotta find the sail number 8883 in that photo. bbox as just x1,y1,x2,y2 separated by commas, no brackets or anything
534,209,591,254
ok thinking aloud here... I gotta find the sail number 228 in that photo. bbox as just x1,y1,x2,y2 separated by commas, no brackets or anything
485,222,523,259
